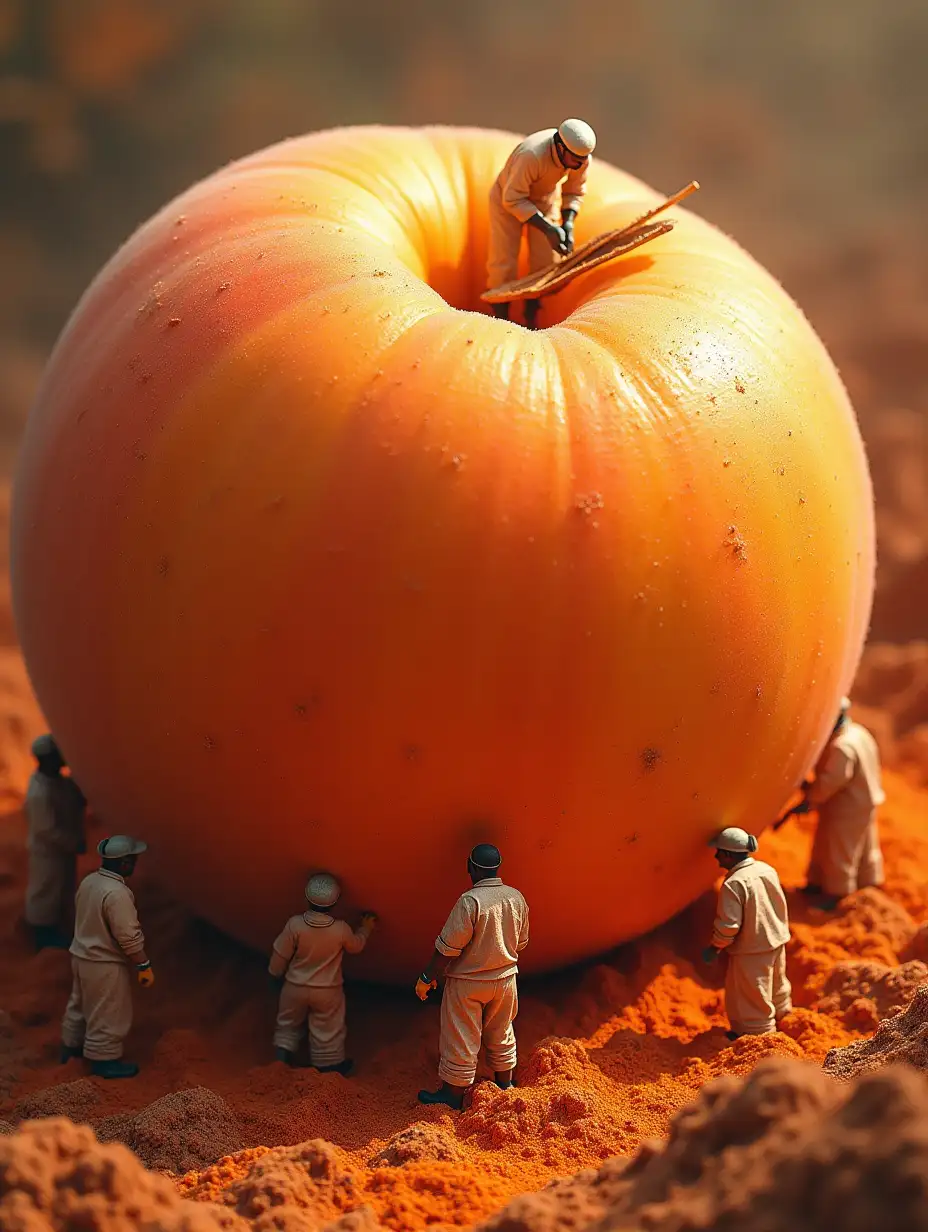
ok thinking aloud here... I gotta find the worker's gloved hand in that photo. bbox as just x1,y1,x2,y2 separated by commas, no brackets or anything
136,962,155,988
361,912,378,929
793,797,812,815
415,974,438,1001
562,212,576,254
546,222,569,255
701,946,719,966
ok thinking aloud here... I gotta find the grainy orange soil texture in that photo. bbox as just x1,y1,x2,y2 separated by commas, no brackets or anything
1,582,928,1230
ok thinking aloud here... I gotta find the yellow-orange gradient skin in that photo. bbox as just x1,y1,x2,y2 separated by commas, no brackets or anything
10,126,874,980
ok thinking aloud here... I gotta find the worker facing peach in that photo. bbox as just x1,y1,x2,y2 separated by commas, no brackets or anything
487,118,596,328
801,698,885,909
703,828,792,1041
60,835,152,1080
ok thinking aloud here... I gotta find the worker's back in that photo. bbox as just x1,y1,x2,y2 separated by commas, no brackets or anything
490,129,586,217
25,772,84,852
493,130,553,184
272,912,370,987
831,720,886,811
71,869,144,962
440,879,530,979
722,859,790,954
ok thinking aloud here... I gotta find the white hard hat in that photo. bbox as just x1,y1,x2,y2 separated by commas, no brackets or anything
305,872,340,908
31,734,61,760
97,835,148,859
558,118,596,157
840,696,852,713
709,827,758,854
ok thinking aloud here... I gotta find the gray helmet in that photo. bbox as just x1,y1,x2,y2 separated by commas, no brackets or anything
305,872,340,908
708,827,758,854
31,734,62,761
97,835,148,859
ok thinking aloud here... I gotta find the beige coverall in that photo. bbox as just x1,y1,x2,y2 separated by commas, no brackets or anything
486,129,590,290
62,869,146,1060
806,720,885,898
712,858,792,1036
269,912,374,1065
434,878,530,1086
24,770,86,928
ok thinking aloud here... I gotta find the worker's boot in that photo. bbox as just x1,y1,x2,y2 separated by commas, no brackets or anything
274,1046,302,1067
725,1031,742,1042
316,1058,354,1077
90,1059,139,1079
59,1044,83,1064
800,883,822,897
492,303,509,320
417,1082,467,1111
818,895,841,912
33,925,70,951
494,1069,516,1090
523,298,541,330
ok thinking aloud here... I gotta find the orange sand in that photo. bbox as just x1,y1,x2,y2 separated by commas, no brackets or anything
2,660,928,1229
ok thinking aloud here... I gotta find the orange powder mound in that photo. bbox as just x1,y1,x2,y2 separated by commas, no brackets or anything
477,1059,928,1232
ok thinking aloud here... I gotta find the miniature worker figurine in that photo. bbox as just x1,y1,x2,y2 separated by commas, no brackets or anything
24,734,88,951
415,843,530,1110
703,827,792,1040
61,835,152,1079
801,696,885,910
268,872,376,1075
487,118,596,330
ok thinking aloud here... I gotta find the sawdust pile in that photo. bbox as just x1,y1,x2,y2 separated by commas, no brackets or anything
0,1117,246,1232
100,1087,245,1174
825,985,928,1083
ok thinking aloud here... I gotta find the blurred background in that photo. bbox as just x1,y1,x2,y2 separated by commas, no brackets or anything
0,0,926,759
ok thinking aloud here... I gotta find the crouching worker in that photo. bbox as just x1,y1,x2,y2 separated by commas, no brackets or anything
703,827,791,1040
61,835,152,1079
415,843,529,1111
269,872,376,1075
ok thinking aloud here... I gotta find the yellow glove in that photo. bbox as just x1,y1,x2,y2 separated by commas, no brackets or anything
415,974,437,1001
137,963,155,988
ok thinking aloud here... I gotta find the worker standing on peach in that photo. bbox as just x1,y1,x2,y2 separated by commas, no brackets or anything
702,828,791,1040
61,835,152,1079
268,873,376,1075
801,697,885,910
416,843,530,1110
487,119,596,329
24,734,87,951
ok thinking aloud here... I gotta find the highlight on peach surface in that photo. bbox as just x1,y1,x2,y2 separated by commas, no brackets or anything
9,125,875,981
